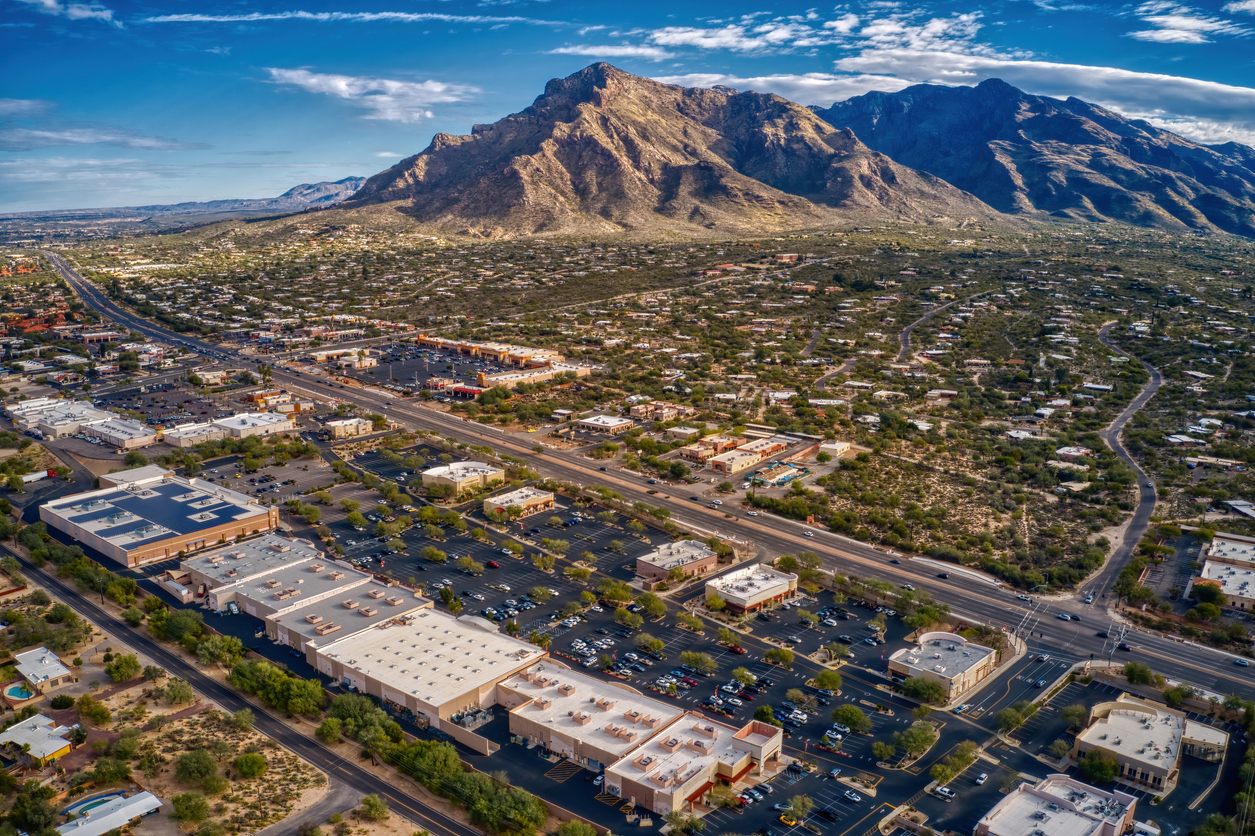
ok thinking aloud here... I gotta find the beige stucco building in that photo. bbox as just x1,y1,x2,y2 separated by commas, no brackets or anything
483,487,555,519
887,631,996,702
636,540,718,583
705,565,798,613
1073,695,1228,794
422,461,504,494
975,775,1138,836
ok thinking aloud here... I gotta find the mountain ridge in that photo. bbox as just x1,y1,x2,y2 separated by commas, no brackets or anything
810,79,1255,237
344,63,998,237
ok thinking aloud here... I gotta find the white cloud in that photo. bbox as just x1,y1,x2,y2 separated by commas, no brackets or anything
374,151,401,158
823,14,861,34
1224,0,1255,11
0,98,51,117
0,126,208,151
833,48,1255,144
265,68,479,123
144,10,564,25
0,156,150,184
653,71,913,104
578,24,607,35
550,44,675,61
1127,2,1249,43
13,0,118,26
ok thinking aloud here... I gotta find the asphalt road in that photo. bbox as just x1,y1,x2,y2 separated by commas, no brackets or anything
895,291,988,362
43,253,1255,702
1093,322,1166,594
8,548,482,836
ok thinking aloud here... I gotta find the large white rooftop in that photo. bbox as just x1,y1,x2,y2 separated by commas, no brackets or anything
213,412,291,431
55,792,162,836
1200,560,1255,602
1206,533,1255,565
181,534,324,586
502,662,685,760
638,540,716,571
15,647,70,685
319,608,543,707
422,461,503,480
976,775,1135,836
578,414,634,428
0,714,72,759
889,632,994,679
1078,696,1228,773
708,565,796,598
605,713,744,791
486,487,553,507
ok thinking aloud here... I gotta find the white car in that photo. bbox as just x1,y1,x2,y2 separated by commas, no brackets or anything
844,791,861,803
590,605,604,612
975,773,988,785
726,697,743,707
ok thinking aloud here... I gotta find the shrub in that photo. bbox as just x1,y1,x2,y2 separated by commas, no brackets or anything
175,750,217,787
234,752,267,778
357,794,389,822
50,695,74,710
171,793,210,823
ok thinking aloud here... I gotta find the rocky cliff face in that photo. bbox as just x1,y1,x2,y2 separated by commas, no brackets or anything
812,79,1255,237
345,64,995,237
134,177,366,214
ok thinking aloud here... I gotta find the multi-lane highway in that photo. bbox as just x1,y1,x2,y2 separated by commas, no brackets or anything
42,251,1254,703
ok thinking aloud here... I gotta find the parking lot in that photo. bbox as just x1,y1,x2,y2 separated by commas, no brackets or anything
343,345,512,395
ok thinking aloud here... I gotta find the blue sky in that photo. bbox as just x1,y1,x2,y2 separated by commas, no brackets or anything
2,0,1253,211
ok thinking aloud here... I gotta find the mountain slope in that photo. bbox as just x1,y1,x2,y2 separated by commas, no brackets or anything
345,64,996,237
133,177,366,215
812,79,1255,237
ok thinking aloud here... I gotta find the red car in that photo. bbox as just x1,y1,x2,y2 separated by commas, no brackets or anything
729,645,747,654
738,690,756,701
486,560,500,569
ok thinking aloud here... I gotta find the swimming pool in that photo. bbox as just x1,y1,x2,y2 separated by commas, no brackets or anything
62,791,126,816
4,683,34,700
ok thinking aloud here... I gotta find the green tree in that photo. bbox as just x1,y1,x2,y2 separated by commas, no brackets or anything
636,633,664,654
1047,739,1072,759
234,753,268,778
638,592,667,619
900,677,947,704
872,741,896,761
197,634,245,668
171,793,210,823
731,667,756,687
1123,661,1154,685
754,706,782,727
1060,704,1088,729
317,718,343,743
104,653,141,682
814,670,842,691
831,704,872,734
358,794,390,821
615,608,644,630
176,750,218,787
679,651,717,674
787,795,814,820
764,648,794,668
166,678,195,706
121,607,145,627
1078,749,1119,783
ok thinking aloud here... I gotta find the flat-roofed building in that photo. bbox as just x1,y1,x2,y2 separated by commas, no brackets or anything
7,399,115,438
53,792,162,836
679,435,745,463
1192,532,1255,611
636,540,718,583
887,631,996,702
975,774,1138,836
205,558,377,617
498,662,685,771
314,608,544,729
14,647,72,694
179,534,324,598
163,422,228,448
325,417,374,439
98,464,172,489
575,415,634,435
265,590,433,665
212,412,295,438
40,469,277,568
483,487,555,519
706,565,797,613
605,715,783,816
1073,695,1228,793
422,461,504,494
82,418,158,450
0,714,73,766
709,448,762,474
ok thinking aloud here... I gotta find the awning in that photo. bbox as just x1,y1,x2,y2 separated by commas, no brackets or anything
686,781,715,803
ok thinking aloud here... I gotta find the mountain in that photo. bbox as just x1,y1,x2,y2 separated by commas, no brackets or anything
132,177,366,215
344,64,996,237
0,177,366,242
812,79,1255,237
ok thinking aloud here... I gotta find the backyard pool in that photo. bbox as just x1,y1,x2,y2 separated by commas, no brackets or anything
62,791,126,816
4,683,34,700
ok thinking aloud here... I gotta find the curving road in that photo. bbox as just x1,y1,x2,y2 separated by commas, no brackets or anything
42,253,1255,701
1091,323,1166,595
895,291,988,362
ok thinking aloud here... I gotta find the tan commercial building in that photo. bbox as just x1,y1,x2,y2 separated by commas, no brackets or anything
484,487,555,519
605,716,783,816
708,448,762,474
636,540,718,583
314,608,544,729
498,662,685,771
706,565,798,614
163,422,228,448
265,591,432,666
212,412,295,438
39,468,277,568
679,435,745,464
1073,695,1228,794
975,775,1139,836
203,556,378,617
887,631,996,702
81,418,158,450
1191,532,1255,611
179,534,325,599
422,461,504,494
325,417,374,439
575,415,634,435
